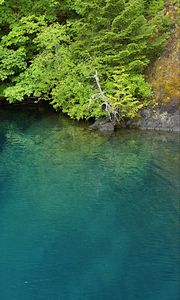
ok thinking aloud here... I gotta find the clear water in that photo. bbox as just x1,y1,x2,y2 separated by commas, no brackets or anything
0,108,179,300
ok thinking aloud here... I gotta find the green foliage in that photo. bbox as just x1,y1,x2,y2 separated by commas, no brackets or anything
0,46,27,80
0,0,171,121
105,69,152,119
146,0,165,15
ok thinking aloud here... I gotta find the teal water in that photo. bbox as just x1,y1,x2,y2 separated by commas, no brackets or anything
0,108,179,300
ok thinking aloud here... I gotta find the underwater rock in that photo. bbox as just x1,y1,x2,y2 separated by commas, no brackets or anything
90,117,115,133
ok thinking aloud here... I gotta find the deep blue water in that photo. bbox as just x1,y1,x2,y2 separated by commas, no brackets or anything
0,108,179,300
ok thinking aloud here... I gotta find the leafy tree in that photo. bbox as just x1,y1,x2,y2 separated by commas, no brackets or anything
0,0,172,121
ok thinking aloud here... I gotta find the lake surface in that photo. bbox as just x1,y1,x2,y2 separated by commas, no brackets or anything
0,107,179,300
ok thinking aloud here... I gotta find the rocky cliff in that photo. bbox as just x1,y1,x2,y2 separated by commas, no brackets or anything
141,1,179,131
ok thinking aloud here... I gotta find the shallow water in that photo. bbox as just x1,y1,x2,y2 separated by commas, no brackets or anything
0,108,179,300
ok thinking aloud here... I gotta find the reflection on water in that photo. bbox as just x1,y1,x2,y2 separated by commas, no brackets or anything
0,108,179,300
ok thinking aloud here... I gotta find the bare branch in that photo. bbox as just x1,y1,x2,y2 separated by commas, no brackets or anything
92,70,120,122
93,70,104,97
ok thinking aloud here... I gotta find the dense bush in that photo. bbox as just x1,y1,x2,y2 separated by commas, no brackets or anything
0,0,171,120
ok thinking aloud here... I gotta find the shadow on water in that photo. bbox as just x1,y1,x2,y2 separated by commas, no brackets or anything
0,131,6,152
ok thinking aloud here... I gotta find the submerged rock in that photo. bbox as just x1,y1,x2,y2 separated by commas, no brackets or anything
90,117,115,133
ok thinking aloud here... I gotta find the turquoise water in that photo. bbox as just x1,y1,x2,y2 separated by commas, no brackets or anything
0,108,179,300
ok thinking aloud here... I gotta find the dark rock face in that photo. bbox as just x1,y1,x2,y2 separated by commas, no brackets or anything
136,107,180,132
90,117,115,133
90,105,180,133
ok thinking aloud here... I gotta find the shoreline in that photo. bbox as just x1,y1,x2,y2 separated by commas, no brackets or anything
0,98,179,133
